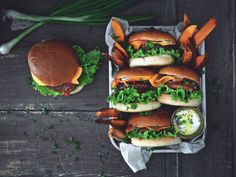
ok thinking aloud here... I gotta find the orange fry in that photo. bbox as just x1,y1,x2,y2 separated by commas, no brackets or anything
95,119,127,129
180,43,196,64
102,51,127,69
112,19,125,42
183,14,191,29
194,55,207,69
114,42,129,59
178,25,197,45
96,108,118,118
108,128,126,140
193,18,217,48
113,48,128,68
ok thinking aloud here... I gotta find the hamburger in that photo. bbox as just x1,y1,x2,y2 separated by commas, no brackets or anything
28,40,103,96
108,68,161,112
156,66,202,106
126,109,181,147
127,31,181,67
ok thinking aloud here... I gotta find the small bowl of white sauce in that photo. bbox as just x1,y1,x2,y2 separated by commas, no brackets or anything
171,107,205,139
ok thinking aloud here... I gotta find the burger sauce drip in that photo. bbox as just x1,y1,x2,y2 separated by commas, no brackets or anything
50,83,77,96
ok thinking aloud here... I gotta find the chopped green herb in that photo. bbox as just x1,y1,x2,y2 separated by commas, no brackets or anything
99,172,106,177
64,136,73,145
73,141,81,151
64,136,81,152
47,124,54,129
25,108,30,113
42,107,50,115
53,141,60,149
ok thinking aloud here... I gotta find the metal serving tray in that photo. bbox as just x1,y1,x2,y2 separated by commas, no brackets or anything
106,17,206,154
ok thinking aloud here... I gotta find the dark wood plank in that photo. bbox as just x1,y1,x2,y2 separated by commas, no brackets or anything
0,111,169,177
161,1,179,177
176,0,235,177
233,0,236,175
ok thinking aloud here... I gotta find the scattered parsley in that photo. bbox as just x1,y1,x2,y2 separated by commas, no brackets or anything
64,136,81,151
47,124,54,129
42,107,50,115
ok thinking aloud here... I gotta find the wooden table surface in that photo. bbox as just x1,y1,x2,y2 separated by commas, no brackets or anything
0,0,235,177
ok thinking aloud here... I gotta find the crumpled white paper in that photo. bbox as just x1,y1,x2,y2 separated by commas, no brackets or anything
105,17,207,173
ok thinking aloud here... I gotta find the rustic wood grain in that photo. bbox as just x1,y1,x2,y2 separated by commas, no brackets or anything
176,0,235,177
0,111,168,177
0,0,235,176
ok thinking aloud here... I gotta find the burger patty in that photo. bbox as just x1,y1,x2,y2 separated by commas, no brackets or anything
50,83,77,96
117,81,153,93
166,79,199,91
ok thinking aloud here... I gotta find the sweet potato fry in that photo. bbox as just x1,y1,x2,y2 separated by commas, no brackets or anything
194,55,207,69
112,19,125,42
102,51,127,69
114,42,129,59
180,43,196,64
96,108,118,118
178,25,197,45
108,128,126,140
183,14,191,29
113,48,128,67
95,119,127,129
193,18,217,48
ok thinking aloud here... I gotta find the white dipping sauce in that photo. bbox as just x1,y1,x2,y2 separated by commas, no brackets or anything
173,108,201,136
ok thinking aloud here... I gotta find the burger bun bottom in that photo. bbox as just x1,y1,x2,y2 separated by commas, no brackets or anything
157,94,202,106
112,101,161,112
129,55,174,67
131,137,181,147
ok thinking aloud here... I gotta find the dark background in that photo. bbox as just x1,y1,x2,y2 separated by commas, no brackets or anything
0,0,235,176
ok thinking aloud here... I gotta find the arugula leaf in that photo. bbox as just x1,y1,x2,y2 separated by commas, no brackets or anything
127,41,181,63
126,126,178,140
30,46,103,96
